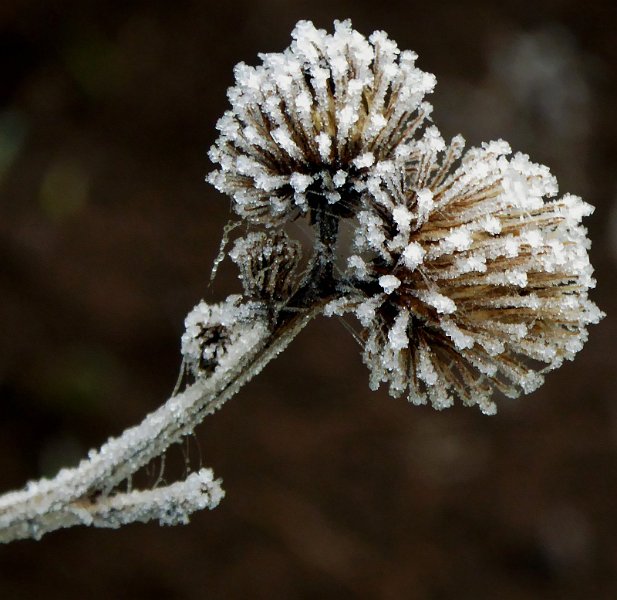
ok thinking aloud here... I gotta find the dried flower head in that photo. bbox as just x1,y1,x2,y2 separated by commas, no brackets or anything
208,19,436,225
329,133,603,414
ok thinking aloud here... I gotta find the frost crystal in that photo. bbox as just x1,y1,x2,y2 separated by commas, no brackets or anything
345,137,603,414
208,19,436,225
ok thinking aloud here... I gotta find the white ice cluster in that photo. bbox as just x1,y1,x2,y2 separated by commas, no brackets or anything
208,19,436,224
338,135,603,414
181,295,270,379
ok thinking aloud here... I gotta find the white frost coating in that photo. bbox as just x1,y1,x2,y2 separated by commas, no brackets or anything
347,129,603,413
92,468,225,528
229,231,301,302
333,170,348,187
416,188,434,221
289,172,314,193
354,296,384,327
323,297,351,317
441,318,475,350
417,346,438,386
388,310,410,350
444,228,473,252
392,205,413,233
347,254,369,279
208,19,436,224
316,132,332,161
352,152,376,170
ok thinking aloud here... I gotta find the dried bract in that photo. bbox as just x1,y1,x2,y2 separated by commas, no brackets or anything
229,231,301,303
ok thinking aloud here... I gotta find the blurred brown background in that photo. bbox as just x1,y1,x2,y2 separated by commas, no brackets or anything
0,0,616,598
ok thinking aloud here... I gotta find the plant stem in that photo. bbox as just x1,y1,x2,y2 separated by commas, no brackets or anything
0,303,322,544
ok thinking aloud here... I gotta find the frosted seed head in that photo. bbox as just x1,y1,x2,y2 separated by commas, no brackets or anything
343,131,603,414
208,20,436,226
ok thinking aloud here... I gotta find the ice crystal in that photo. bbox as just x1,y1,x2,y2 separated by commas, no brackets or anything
339,135,603,414
208,19,436,225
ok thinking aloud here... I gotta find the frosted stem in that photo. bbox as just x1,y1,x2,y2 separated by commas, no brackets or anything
0,469,225,543
0,305,320,544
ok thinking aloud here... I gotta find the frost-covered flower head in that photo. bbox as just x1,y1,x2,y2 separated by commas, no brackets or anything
329,133,603,414
208,19,436,225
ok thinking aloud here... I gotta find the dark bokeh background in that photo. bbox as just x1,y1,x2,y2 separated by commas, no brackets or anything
1,1,616,598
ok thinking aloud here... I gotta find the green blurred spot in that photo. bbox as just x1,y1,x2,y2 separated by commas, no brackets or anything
64,34,127,98
39,158,89,221
0,110,28,185
40,345,121,415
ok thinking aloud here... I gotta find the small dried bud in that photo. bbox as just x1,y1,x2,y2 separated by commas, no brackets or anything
181,295,269,379
229,231,301,303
